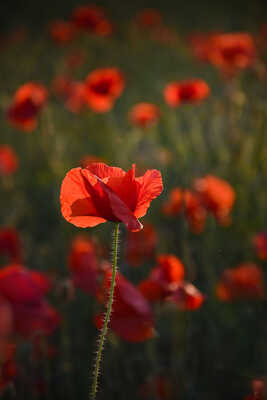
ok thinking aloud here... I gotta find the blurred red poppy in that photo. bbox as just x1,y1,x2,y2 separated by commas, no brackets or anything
0,228,22,264
167,281,204,310
162,188,206,233
253,232,267,260
0,264,51,304
162,188,183,216
139,254,185,302
183,190,207,234
60,162,163,232
188,32,215,62
13,300,60,338
164,79,210,107
0,146,18,176
126,222,157,266
216,263,264,301
49,20,77,44
72,5,112,36
7,82,48,132
68,235,99,295
135,9,162,29
129,103,161,128
65,81,86,113
95,270,154,342
193,175,235,225
84,68,125,112
207,33,257,77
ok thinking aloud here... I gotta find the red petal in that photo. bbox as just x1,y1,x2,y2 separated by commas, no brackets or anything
0,264,45,304
60,167,107,228
135,170,163,218
94,312,154,343
86,162,125,179
13,301,61,338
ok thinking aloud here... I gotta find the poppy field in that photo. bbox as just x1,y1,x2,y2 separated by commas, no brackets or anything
0,1,267,399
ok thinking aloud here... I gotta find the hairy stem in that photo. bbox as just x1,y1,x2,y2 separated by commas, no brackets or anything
90,223,120,400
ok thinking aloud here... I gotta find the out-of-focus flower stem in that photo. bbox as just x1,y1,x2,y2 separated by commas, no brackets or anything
90,222,120,400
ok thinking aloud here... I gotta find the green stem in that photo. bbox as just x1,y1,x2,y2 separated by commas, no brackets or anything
90,223,120,400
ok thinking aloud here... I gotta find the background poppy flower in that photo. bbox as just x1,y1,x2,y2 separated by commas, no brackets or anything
139,254,185,302
0,264,51,304
193,175,235,224
0,146,18,176
129,102,161,128
162,187,183,216
164,79,210,107
183,190,207,234
68,235,99,295
0,228,22,264
135,9,162,29
49,20,77,44
60,162,163,232
95,270,154,342
7,82,48,132
207,33,257,77
253,232,267,260
64,81,86,113
216,263,264,301
84,68,125,112
167,281,204,310
72,5,112,36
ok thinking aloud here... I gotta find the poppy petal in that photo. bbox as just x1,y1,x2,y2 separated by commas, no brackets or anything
135,170,163,218
60,168,107,228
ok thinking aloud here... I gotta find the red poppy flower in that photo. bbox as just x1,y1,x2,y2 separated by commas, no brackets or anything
187,32,215,62
0,228,22,264
129,103,161,129
164,79,210,107
253,232,267,260
0,264,51,304
7,82,48,132
216,263,264,301
139,254,185,302
162,187,183,216
0,146,18,176
183,190,207,234
72,5,112,36
65,81,86,113
60,162,163,232
193,175,235,225
68,235,99,295
135,9,162,29
49,20,77,44
207,33,257,77
126,222,157,266
167,282,204,310
13,300,60,338
95,270,154,342
84,68,125,112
